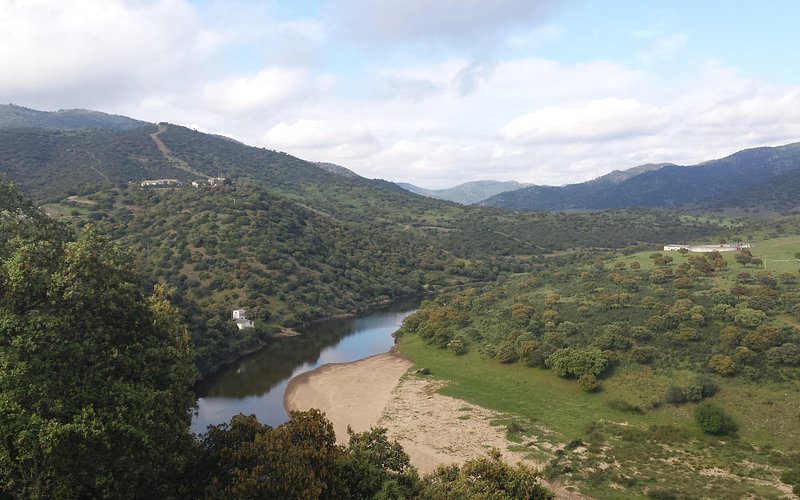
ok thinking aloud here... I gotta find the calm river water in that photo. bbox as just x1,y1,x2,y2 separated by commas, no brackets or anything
192,298,420,433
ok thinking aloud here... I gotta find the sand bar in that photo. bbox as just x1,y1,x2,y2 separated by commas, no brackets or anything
284,349,413,443
284,348,587,498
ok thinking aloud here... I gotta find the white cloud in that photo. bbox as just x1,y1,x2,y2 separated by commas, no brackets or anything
202,68,314,113
0,0,207,107
263,119,375,150
501,98,665,144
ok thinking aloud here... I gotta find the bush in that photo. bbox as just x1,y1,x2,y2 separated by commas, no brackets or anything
446,338,467,356
665,386,687,405
694,403,738,435
695,375,719,397
578,373,600,392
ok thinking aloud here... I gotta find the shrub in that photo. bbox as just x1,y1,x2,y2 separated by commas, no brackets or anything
665,386,687,405
631,346,656,364
683,384,704,402
578,373,600,392
780,468,800,495
694,375,719,397
446,338,467,356
694,403,738,435
608,399,643,414
495,343,518,364
545,347,608,378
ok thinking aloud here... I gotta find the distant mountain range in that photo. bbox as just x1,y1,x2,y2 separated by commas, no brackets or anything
2,103,798,214
0,103,148,130
397,180,531,204
481,144,800,214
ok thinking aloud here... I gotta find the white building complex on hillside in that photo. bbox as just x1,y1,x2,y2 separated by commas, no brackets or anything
663,243,752,253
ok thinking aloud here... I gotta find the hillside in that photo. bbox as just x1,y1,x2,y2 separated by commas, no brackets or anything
0,110,728,374
397,229,800,497
0,103,148,130
398,180,531,204
483,143,800,212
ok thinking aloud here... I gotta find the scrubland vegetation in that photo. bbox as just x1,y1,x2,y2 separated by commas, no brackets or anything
397,223,800,497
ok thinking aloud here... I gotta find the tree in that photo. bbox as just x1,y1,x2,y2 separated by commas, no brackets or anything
708,354,737,376
343,426,420,498
694,403,738,436
734,250,752,267
199,410,346,498
421,449,553,499
545,348,608,378
0,221,196,497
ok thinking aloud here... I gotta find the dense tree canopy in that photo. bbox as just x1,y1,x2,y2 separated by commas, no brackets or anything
0,180,196,498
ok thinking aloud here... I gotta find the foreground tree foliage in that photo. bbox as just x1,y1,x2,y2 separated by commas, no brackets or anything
0,181,197,497
197,411,551,500
421,448,553,499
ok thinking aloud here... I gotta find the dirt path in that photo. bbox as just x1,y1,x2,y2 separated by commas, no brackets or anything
149,124,210,178
86,152,110,182
777,314,800,329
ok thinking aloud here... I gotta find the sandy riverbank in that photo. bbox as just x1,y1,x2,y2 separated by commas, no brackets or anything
284,349,586,498
284,349,532,472
284,349,413,443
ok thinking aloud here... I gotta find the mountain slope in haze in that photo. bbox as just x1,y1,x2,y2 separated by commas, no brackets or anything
483,143,800,212
315,161,361,178
584,163,674,185
0,103,148,130
398,180,531,204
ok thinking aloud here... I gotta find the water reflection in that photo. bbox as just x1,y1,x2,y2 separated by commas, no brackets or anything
192,299,419,433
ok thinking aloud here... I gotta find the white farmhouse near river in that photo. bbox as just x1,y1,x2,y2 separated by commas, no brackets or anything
232,309,254,330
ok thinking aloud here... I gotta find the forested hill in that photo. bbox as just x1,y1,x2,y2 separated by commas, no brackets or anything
0,112,729,374
0,103,148,130
398,180,531,204
482,142,800,213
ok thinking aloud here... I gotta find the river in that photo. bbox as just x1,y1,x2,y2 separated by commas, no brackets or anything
192,298,420,433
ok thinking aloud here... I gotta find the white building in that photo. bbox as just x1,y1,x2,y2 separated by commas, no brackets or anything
663,243,752,253
232,309,254,329
141,178,181,187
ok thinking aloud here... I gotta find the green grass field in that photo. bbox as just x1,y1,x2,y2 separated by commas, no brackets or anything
618,235,800,279
398,333,800,498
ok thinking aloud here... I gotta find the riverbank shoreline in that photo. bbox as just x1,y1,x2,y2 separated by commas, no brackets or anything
283,347,533,472
284,348,413,443
195,294,428,382
196,282,493,382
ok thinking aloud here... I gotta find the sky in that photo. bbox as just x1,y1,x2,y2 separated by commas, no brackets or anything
2,0,800,188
